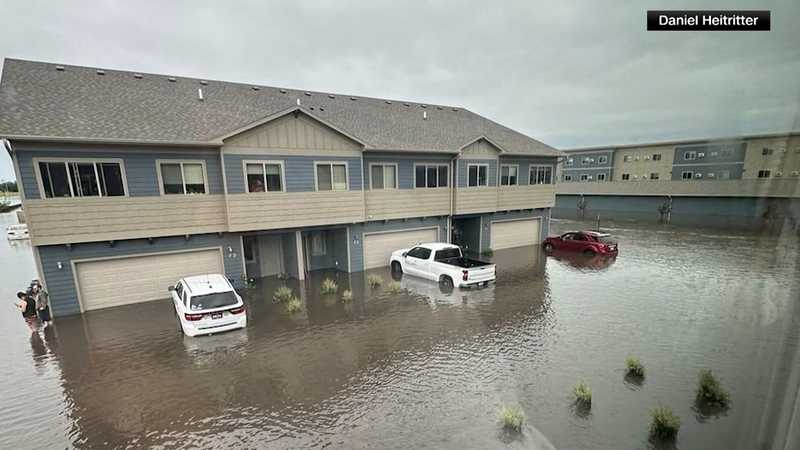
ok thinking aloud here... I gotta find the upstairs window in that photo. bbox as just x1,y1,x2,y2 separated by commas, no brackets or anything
580,174,590,181
245,161,284,192
565,158,574,167
370,164,398,190
762,148,774,156
652,153,662,161
758,170,771,178
415,164,448,188
159,161,207,195
316,162,348,191
597,173,606,181
500,165,518,186
650,173,660,180
530,165,553,185
681,171,694,180
684,151,697,161
623,155,633,163
467,164,488,187
37,160,126,198
598,155,608,164
621,173,630,180
564,174,573,182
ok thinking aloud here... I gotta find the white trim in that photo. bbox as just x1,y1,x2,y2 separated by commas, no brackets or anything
240,235,249,277
413,163,450,189
362,225,440,239
295,230,305,280
672,161,744,167
681,171,694,180
367,162,399,190
499,164,520,186
241,159,286,193
32,157,129,200
458,135,507,154
466,163,489,187
345,226,352,272
528,164,555,185
313,161,350,191
155,159,210,196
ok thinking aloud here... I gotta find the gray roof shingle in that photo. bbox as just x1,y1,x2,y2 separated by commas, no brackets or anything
0,58,559,156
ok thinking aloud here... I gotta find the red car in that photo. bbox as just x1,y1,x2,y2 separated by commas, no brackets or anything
542,231,618,256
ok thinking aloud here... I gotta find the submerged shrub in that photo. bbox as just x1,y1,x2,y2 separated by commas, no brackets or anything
650,406,680,440
573,381,592,406
321,278,338,295
367,275,383,288
625,356,645,378
341,289,353,302
481,249,494,257
273,286,293,303
499,406,525,432
696,369,730,407
387,281,402,294
285,296,302,313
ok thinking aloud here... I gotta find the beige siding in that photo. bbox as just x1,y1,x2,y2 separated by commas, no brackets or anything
24,195,228,246
227,191,365,232
556,179,800,198
612,145,675,181
461,139,501,159
498,185,555,210
742,136,800,179
455,187,498,214
224,113,361,155
366,188,450,220
363,228,438,269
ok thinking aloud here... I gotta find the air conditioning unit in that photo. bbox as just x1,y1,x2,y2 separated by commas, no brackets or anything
632,175,638,179
708,173,716,178
634,156,640,161
792,171,800,177
695,173,702,178
587,176,593,180
775,171,783,177
698,152,705,158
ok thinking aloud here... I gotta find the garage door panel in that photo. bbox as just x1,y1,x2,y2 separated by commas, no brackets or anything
491,219,540,250
76,249,223,311
363,228,438,269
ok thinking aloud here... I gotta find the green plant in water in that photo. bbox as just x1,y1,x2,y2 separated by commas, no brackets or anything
321,278,338,295
696,369,729,407
367,275,383,288
650,406,680,440
499,405,525,432
272,286,294,303
573,381,592,406
481,249,494,257
341,289,353,302
285,296,302,314
387,281,402,294
625,356,645,377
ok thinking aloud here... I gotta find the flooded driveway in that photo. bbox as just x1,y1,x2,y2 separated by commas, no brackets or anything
1,211,799,449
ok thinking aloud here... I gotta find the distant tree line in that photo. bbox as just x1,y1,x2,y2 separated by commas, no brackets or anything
0,181,19,192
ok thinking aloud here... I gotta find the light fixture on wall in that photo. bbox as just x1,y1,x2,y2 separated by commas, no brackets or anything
57,262,63,270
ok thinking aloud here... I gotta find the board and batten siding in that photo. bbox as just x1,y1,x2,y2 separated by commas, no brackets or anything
38,233,244,316
224,155,362,193
349,217,448,272
223,112,362,152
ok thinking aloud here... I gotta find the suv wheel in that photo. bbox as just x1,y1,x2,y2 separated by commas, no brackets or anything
543,243,554,253
439,275,454,289
391,261,403,275
583,249,596,256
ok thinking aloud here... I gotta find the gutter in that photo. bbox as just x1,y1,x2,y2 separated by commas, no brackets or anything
0,134,223,148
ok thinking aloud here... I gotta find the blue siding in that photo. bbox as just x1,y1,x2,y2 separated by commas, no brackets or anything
673,142,746,165
499,156,558,185
562,167,613,182
462,209,550,252
457,158,498,187
224,154,362,193
563,150,615,170
39,233,244,316
670,164,744,181
349,217,449,272
363,152,452,190
14,143,223,198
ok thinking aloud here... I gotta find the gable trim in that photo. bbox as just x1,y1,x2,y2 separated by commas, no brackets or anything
459,136,506,154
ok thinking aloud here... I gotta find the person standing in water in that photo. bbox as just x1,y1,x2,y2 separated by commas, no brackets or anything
29,280,51,327
15,291,39,331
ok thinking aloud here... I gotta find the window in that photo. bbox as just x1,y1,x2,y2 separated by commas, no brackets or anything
316,162,348,191
719,170,731,180
500,165,518,186
580,174,589,181
621,173,630,181
174,282,184,299
407,246,432,260
597,173,606,181
681,171,693,180
650,173,659,180
684,151,697,160
564,174,572,182
652,153,662,161
467,164,488,187
311,231,327,256
245,161,284,193
158,161,206,195
415,164,448,188
37,159,126,198
758,170,771,178
623,155,632,163
598,155,608,164
370,164,398,190
565,158,574,167
762,148,774,156
529,165,553,185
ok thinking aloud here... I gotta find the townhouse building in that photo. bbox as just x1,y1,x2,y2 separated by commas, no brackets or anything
0,59,559,316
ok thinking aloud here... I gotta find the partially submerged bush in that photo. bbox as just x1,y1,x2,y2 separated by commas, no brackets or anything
387,281,402,294
341,289,353,302
650,406,680,440
625,356,645,378
499,406,525,432
273,286,293,303
481,249,494,257
321,278,338,295
573,381,592,406
696,369,729,407
285,296,302,313
367,275,383,288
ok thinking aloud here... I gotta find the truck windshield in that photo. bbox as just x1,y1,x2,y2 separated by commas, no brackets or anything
434,248,462,260
189,292,238,311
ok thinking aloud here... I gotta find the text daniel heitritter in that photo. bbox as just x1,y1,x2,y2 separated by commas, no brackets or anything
659,13,760,26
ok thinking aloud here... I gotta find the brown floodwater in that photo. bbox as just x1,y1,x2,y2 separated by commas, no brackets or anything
1,211,799,449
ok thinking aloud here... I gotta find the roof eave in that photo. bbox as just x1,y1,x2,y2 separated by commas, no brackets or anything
0,134,222,148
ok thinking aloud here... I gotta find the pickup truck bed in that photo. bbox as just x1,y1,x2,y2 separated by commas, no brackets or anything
436,257,492,269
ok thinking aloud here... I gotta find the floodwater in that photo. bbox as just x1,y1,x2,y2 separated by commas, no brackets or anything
1,211,799,450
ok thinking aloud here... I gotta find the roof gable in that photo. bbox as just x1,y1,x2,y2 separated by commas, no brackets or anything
460,136,504,157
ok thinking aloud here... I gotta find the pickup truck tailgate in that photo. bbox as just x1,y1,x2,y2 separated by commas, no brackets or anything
466,265,495,283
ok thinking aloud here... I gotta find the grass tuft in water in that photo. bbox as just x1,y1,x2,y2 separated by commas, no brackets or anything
573,381,592,406
367,275,383,289
272,286,294,303
320,278,338,295
625,356,645,378
696,369,729,407
499,405,525,432
650,406,680,440
285,296,302,314
341,289,353,302
387,281,402,294
481,249,494,257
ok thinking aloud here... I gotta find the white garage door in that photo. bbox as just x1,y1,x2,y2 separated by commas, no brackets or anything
491,218,541,250
76,248,224,311
363,228,438,269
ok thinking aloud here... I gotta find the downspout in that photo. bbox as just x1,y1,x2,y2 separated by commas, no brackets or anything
219,146,231,231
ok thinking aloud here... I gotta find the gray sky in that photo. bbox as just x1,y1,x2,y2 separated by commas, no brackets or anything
1,0,798,181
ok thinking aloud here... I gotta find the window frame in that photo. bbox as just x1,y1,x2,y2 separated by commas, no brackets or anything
529,165,554,185
681,171,694,180
368,162,400,190
413,163,449,189
621,173,630,181
684,151,697,161
563,174,573,182
652,153,662,161
314,161,350,192
156,159,209,196
466,163,489,187
33,157,129,200
650,172,660,180
565,158,574,167
596,173,606,181
580,174,590,182
499,164,519,186
597,155,608,165
242,160,286,193
757,169,771,178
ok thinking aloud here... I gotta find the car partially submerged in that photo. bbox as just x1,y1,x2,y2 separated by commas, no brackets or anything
169,274,247,337
390,242,496,288
542,231,618,256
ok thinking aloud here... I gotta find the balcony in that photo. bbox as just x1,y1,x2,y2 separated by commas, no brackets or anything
227,190,365,232
455,185,555,215
365,188,450,221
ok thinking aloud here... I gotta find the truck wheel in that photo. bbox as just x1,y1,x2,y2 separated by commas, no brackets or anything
391,261,403,275
439,276,454,289
583,249,596,257
543,243,554,253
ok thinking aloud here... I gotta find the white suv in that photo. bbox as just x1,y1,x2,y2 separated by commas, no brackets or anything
169,274,247,337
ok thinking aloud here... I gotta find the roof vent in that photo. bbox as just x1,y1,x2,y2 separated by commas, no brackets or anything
328,94,335,99
385,100,392,104
168,77,177,82
133,73,143,79
452,108,458,112
310,107,315,110
403,103,410,107
304,92,311,96
280,89,287,94
96,69,105,75
252,86,260,91
320,107,325,111
350,97,357,101
423,111,428,120
199,80,208,85
55,65,65,71
421,104,427,108
198,88,204,101
296,98,301,106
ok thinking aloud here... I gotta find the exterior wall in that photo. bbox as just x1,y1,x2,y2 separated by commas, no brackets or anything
499,156,558,185
455,209,550,253
560,167,612,182
362,152,452,189
461,139,502,158
672,142,746,165
457,158,498,187
556,178,800,198
38,232,244,317
670,164,744,181
223,112,361,152
223,154,362,193
612,145,674,181
349,217,449,272
563,150,614,170
227,190,364,232
742,136,800,179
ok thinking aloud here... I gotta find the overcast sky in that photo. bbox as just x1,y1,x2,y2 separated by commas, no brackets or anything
1,0,798,181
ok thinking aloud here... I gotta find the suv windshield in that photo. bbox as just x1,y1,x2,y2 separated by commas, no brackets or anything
434,248,461,260
189,291,238,311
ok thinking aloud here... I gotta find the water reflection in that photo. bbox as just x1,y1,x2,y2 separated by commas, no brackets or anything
546,250,617,272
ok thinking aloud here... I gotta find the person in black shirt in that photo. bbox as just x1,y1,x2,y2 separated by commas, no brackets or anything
15,291,39,331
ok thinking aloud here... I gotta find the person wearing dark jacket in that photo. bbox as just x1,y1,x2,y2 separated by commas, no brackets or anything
15,291,38,331
29,280,51,326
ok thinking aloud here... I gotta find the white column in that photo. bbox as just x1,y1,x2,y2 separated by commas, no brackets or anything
295,230,305,280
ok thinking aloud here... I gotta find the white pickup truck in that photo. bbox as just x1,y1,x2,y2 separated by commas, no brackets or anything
389,243,496,288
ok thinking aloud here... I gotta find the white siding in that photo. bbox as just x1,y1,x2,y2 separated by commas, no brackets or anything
362,228,438,269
